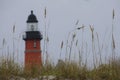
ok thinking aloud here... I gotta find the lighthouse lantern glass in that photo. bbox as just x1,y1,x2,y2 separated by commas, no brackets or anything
27,23,38,31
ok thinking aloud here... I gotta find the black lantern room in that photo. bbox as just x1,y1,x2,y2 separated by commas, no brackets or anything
23,10,42,40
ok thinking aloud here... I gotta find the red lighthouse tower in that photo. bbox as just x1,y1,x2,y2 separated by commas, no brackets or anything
23,11,42,69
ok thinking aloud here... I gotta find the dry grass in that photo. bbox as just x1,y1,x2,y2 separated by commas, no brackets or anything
0,9,120,80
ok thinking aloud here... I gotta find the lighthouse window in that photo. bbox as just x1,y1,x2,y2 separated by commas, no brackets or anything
34,40,36,48
31,25,34,31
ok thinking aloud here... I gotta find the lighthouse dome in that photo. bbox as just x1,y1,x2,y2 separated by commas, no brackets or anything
27,10,38,23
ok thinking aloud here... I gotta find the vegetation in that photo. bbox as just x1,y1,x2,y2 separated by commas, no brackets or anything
0,58,120,79
0,9,120,80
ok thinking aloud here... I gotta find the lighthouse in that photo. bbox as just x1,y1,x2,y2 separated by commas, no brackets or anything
23,10,42,69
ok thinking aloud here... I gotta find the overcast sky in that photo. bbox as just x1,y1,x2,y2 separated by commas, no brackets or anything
0,0,120,67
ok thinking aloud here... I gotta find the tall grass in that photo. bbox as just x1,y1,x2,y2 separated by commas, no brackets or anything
0,9,120,79
0,58,22,79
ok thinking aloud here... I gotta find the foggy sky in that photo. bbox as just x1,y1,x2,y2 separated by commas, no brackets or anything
0,0,120,67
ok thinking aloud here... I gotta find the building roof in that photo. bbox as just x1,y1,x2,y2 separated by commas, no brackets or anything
27,10,38,23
